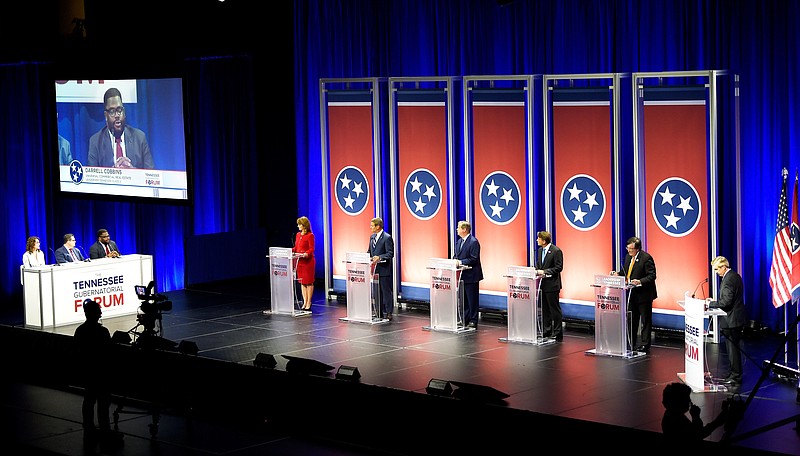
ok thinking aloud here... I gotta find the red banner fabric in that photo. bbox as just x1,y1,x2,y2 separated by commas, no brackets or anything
472,103,529,293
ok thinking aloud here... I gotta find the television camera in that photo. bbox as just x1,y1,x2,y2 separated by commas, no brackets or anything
131,281,172,342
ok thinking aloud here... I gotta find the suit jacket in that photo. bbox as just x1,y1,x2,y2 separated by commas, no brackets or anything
536,244,563,292
617,250,657,303
55,245,85,264
454,234,483,283
710,269,746,328
87,126,155,169
58,134,72,165
89,240,121,259
368,231,394,277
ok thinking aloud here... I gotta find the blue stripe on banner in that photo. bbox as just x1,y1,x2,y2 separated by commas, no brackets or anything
553,88,610,103
643,86,706,101
396,89,447,103
471,89,526,102
327,90,373,103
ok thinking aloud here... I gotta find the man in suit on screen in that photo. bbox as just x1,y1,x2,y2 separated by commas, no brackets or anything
87,87,154,169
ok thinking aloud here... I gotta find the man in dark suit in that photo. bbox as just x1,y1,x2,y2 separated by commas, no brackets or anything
87,87,155,169
89,229,121,259
614,236,657,352
55,233,85,264
368,217,395,320
535,231,564,341
708,255,746,386
454,220,483,328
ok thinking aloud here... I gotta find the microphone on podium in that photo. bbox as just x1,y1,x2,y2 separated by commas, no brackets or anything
691,278,709,298
77,246,91,262
48,247,59,265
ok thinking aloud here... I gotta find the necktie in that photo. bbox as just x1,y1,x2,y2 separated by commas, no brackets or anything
372,236,377,249
69,249,77,261
626,254,636,281
541,249,547,265
115,136,123,160
105,244,110,255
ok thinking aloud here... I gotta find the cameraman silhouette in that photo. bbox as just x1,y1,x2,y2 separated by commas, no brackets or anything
74,299,123,447
661,382,730,443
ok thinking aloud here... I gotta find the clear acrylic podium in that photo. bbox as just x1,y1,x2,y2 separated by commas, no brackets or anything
423,258,473,333
677,292,728,392
585,274,645,359
264,247,310,317
499,266,554,345
339,251,389,325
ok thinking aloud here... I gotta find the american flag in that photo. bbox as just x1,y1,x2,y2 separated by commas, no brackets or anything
769,168,792,308
791,171,800,302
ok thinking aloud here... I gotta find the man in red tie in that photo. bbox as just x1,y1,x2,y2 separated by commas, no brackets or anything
86,87,155,169
55,233,85,264
88,229,121,259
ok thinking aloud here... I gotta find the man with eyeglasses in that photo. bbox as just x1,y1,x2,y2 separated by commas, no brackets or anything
87,87,155,169
89,228,121,259
55,233,85,264
611,236,657,353
706,256,745,386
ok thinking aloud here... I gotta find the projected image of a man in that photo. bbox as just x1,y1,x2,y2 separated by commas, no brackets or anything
87,87,155,169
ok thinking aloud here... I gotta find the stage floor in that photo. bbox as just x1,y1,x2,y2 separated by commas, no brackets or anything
2,275,799,455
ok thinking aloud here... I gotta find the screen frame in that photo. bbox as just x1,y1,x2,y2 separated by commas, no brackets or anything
53,77,193,204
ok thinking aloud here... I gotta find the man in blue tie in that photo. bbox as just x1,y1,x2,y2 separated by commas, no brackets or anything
535,231,564,341
453,221,483,328
368,217,395,320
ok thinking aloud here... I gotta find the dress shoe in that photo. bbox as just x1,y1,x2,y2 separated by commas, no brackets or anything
385,313,393,321
636,345,650,353
553,333,563,342
467,321,477,329
722,376,741,385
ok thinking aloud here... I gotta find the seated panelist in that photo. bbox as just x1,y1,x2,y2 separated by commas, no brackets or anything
89,229,121,259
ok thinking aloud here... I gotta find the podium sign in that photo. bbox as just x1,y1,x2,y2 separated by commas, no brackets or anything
340,252,386,324
266,247,306,316
678,292,726,392
500,266,550,345
586,274,644,359
424,258,471,333
23,254,154,328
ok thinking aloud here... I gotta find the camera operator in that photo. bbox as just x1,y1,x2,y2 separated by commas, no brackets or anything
661,382,737,444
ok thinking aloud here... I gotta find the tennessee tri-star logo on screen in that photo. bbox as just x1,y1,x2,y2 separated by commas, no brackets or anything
650,176,702,237
479,171,521,225
560,174,606,231
69,160,84,184
404,168,442,221
334,165,369,216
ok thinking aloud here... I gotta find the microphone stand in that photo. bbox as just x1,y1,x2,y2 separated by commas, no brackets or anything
691,278,709,299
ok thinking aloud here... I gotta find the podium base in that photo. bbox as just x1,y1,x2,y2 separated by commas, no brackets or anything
422,325,475,334
676,372,728,393
499,336,557,346
584,348,647,359
262,309,312,318
339,316,390,325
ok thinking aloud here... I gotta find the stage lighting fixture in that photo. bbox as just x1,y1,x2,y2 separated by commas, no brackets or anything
426,378,453,397
254,353,277,368
178,340,199,356
336,365,361,381
111,330,132,345
449,381,510,404
282,355,335,376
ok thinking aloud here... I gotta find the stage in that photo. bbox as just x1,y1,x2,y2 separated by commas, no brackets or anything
1,275,798,455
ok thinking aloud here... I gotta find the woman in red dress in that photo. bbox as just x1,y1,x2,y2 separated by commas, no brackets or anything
293,216,316,310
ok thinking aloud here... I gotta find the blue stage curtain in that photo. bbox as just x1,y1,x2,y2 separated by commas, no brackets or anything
293,0,800,330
